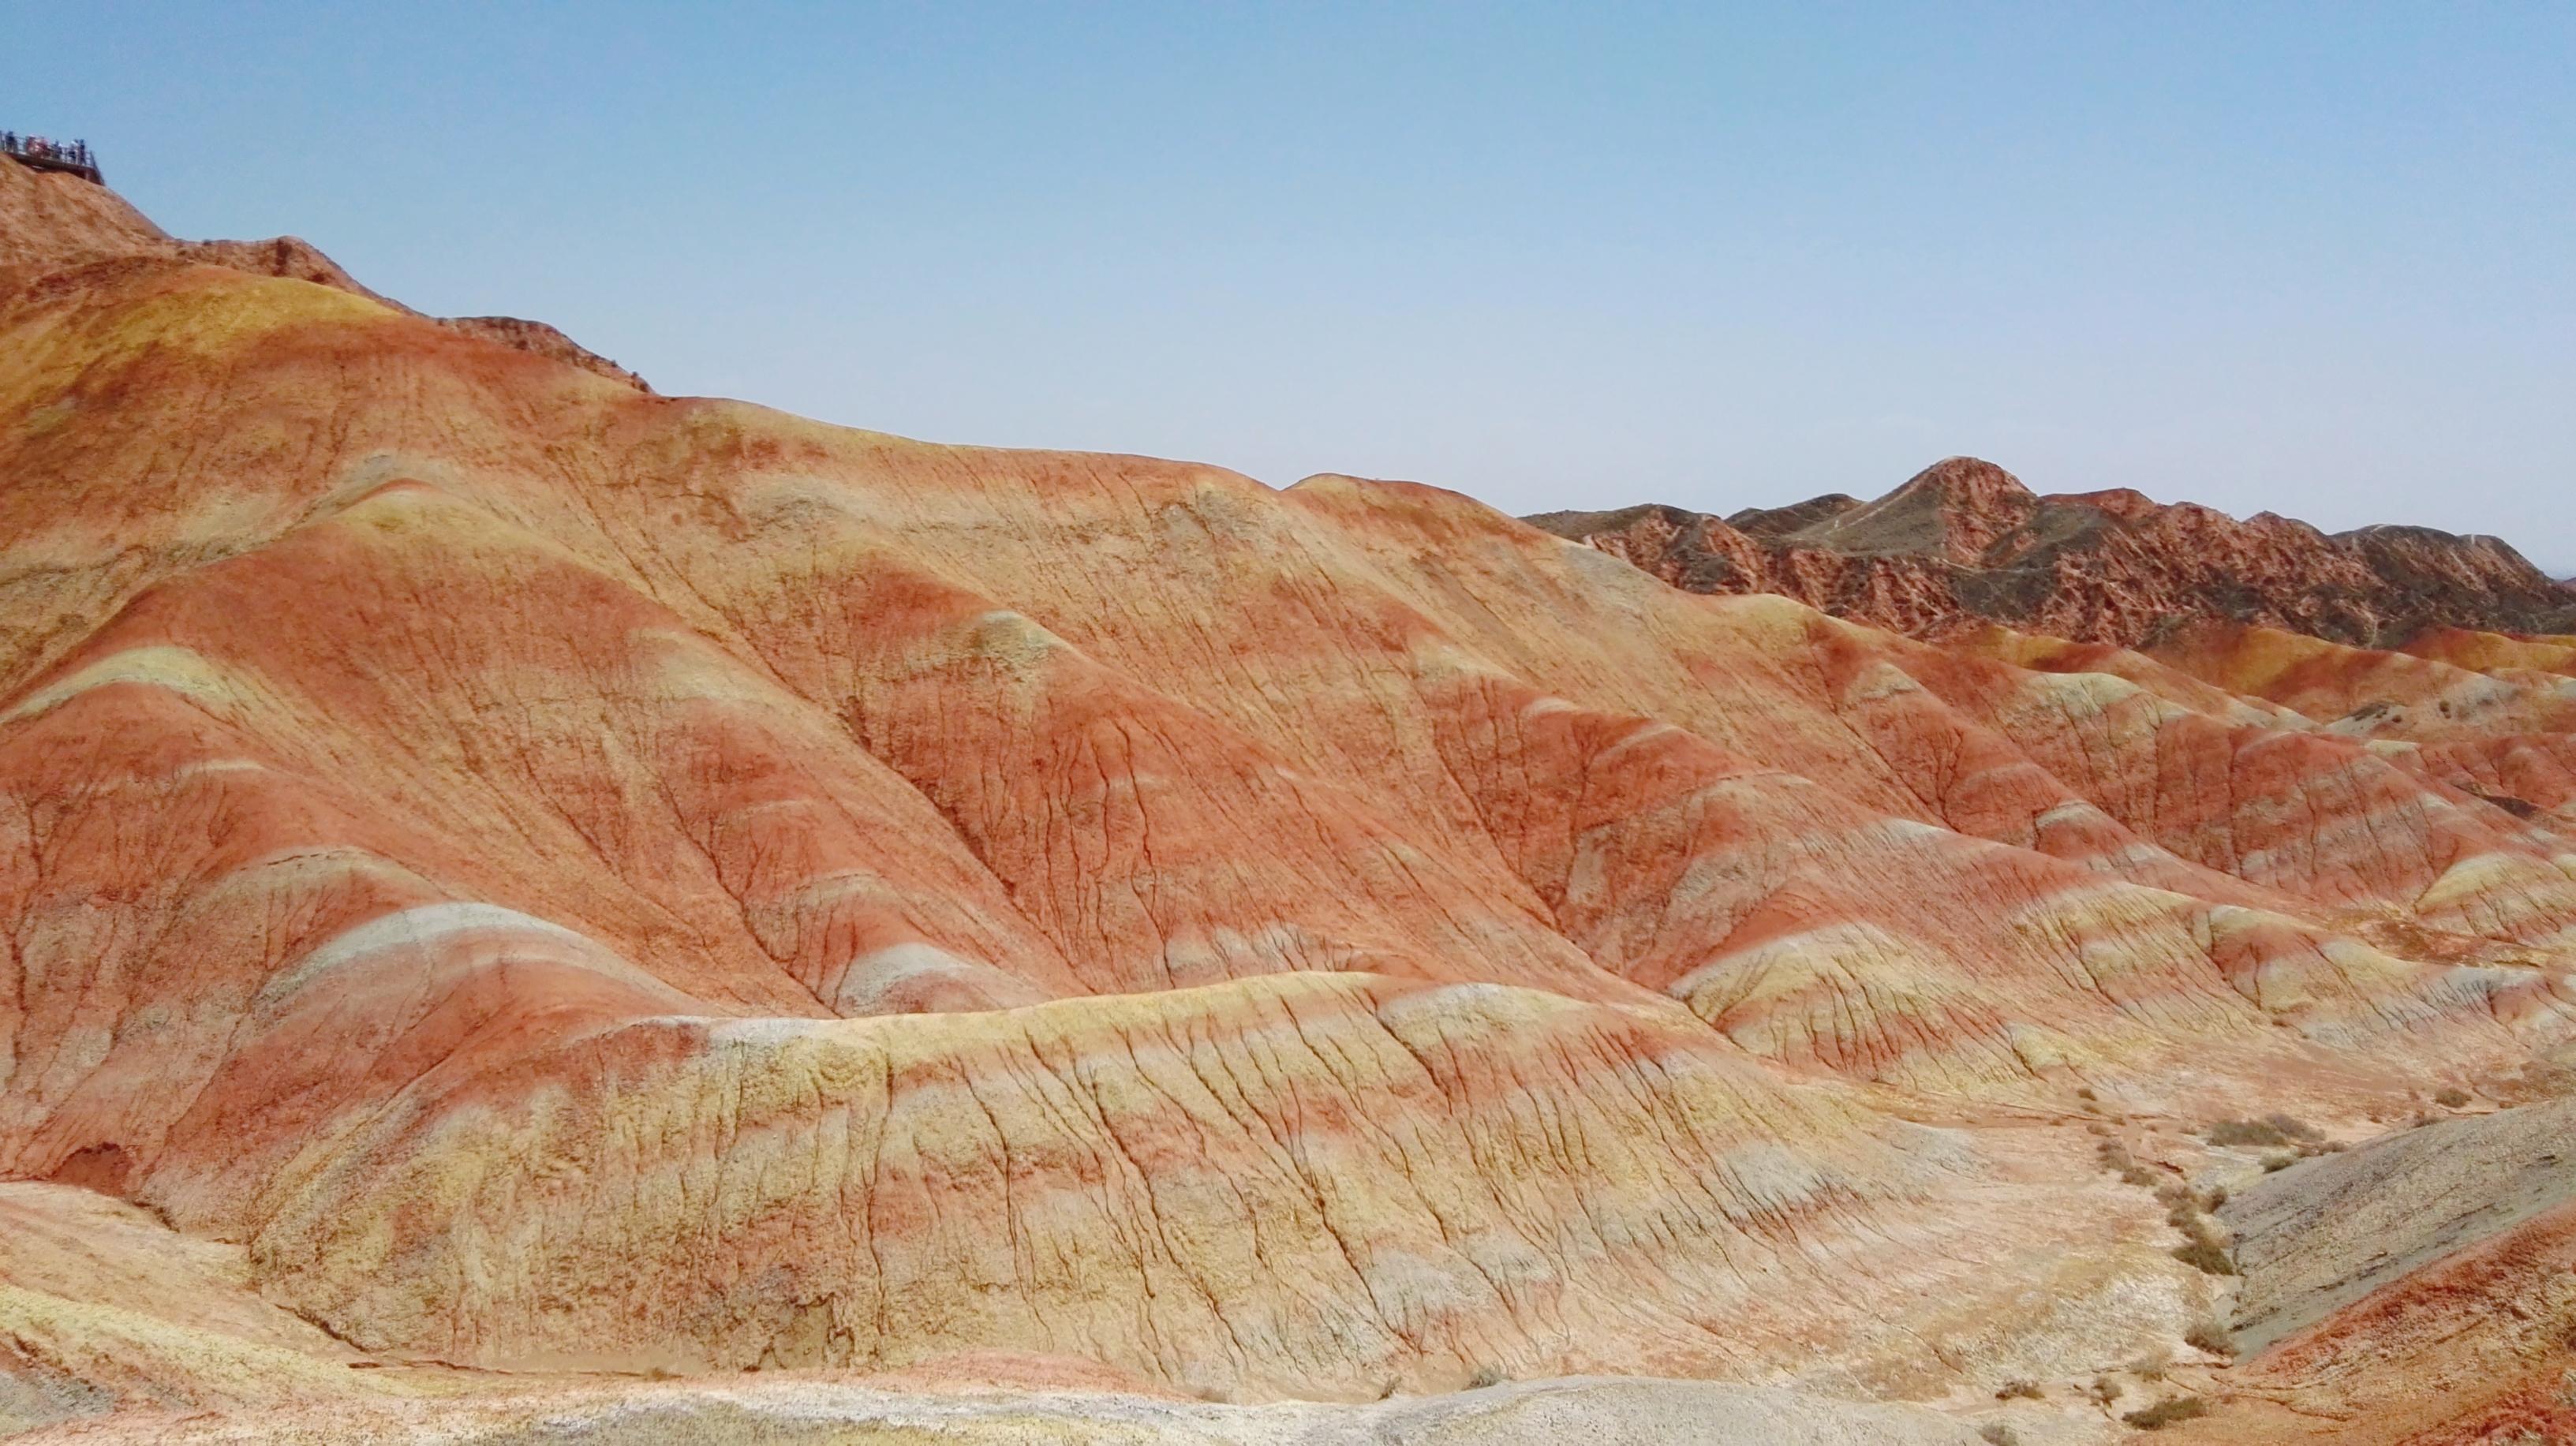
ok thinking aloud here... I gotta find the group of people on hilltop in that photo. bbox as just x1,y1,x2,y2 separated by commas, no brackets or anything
2,133,95,167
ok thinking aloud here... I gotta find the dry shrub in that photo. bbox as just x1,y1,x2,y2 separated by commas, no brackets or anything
2122,1396,2211,1429
2185,1317,2235,1357
2505,1063,2576,1102
2167,1197,2237,1276
2098,1139,2159,1188
2206,1118,2288,1148
2205,1113,2321,1149
2172,1237,2236,1276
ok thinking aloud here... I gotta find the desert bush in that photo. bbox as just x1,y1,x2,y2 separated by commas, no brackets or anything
2204,1118,2286,1147
2085,1375,2123,1406
1980,1425,2021,1446
2433,1086,2471,1108
2157,1183,2226,1230
2261,1152,2297,1172
2098,1139,2159,1187
2205,1113,2320,1149
2171,1237,2236,1275
2511,1063,2576,1100
2185,1317,2235,1357
1995,1379,2043,1400
2168,1201,2237,1276
2122,1396,2210,1429
1466,1365,1509,1390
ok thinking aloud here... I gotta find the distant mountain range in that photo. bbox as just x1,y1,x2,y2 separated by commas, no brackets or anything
1529,456,2576,648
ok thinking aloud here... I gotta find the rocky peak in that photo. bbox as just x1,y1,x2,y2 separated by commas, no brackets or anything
1774,457,2039,566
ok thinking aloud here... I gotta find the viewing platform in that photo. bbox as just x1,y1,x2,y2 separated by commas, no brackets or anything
2,134,102,184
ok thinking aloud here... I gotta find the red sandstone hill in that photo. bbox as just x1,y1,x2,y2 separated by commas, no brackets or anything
3,158,2574,1443
1528,456,2576,648
0,151,650,393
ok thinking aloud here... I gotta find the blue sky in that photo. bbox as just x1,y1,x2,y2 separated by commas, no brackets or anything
13,2,2574,570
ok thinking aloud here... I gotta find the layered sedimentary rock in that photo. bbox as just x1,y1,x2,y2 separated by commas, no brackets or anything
0,151,649,390
0,1183,1991,1444
1530,457,2576,648
2172,1097,2576,1444
6,163,2576,1439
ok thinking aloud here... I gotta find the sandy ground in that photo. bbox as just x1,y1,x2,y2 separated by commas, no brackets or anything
16,1376,2000,1445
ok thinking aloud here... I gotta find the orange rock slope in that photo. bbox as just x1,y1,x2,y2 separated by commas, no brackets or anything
5,158,2575,1438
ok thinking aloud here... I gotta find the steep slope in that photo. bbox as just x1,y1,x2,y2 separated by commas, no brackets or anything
1531,457,2576,648
2225,1097,2576,1358
5,173,2576,1439
2138,1097,2576,1444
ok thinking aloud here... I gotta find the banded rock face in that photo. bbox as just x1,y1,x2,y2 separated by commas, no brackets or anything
4,166,2576,1440
0,152,649,390
1530,457,2576,648
2165,1097,2576,1445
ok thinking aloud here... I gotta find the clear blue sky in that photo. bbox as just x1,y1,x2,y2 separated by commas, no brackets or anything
14,2,2574,570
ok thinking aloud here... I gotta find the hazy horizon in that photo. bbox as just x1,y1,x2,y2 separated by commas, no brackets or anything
14,4,2570,574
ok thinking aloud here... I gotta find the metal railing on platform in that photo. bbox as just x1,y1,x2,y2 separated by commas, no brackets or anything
2,133,103,182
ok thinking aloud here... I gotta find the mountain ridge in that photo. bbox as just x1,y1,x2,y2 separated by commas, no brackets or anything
1528,455,2576,648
